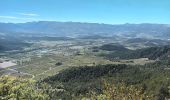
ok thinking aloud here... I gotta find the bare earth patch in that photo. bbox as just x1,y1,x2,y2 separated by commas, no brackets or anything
0,61,17,69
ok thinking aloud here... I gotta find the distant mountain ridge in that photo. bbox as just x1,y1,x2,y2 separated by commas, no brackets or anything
0,21,170,38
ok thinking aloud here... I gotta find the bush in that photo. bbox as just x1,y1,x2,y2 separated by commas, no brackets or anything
84,80,154,100
0,75,49,100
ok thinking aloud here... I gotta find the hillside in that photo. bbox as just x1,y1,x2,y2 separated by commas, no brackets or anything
43,63,170,99
98,45,170,61
0,38,31,52
99,43,129,51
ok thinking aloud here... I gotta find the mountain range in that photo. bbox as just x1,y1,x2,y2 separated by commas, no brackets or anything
0,21,170,39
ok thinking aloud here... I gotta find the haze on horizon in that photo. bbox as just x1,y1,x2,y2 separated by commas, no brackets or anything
0,0,170,24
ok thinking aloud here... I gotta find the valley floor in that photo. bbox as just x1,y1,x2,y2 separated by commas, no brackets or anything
0,38,155,80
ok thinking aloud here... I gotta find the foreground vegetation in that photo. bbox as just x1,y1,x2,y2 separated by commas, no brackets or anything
0,75,49,100
84,80,154,100
1,75,162,100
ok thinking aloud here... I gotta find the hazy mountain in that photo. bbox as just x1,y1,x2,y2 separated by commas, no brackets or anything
0,21,170,39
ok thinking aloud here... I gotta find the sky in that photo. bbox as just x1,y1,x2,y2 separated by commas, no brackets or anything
0,0,170,24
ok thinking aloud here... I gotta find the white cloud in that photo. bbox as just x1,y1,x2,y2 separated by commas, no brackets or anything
0,15,42,21
0,16,17,19
17,13,39,16
0,14,44,23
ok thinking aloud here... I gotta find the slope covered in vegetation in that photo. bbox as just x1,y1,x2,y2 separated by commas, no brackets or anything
44,62,170,99
98,45,170,61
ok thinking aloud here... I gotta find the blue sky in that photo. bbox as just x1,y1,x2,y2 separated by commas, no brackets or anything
0,0,170,24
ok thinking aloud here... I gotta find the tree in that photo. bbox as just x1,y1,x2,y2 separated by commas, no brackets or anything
0,75,49,100
156,86,170,100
